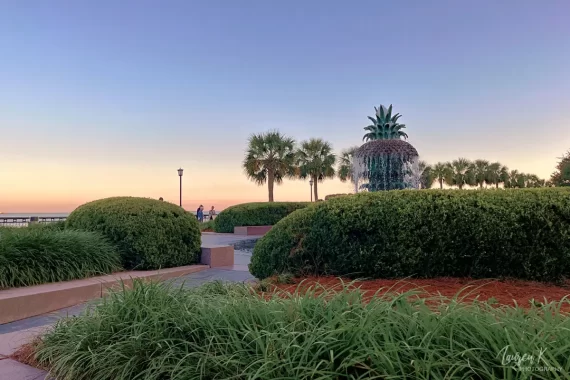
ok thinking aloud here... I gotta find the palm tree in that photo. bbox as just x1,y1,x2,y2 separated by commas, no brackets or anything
487,162,509,189
446,158,473,189
471,159,490,189
363,104,408,141
432,162,450,189
525,174,544,187
550,150,570,187
297,138,336,201
242,130,296,202
516,173,528,188
419,161,434,189
504,170,517,188
337,146,359,183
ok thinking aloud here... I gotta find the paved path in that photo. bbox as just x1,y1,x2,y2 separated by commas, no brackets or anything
0,359,50,380
1,234,258,335
0,234,260,379
0,268,256,336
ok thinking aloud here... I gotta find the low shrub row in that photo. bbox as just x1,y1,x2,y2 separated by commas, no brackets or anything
66,197,201,270
34,281,570,379
250,188,570,282
324,193,350,200
213,202,309,233
0,228,121,289
28,221,66,231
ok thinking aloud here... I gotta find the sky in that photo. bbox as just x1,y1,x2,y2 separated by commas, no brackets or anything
1,0,569,212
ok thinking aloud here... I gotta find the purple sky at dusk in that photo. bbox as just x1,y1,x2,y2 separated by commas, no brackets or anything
1,0,569,212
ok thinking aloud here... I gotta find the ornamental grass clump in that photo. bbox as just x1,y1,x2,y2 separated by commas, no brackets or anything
0,228,121,289
36,280,570,379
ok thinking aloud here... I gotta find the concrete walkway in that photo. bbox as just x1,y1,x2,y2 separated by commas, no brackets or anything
0,233,260,379
0,359,51,380
201,233,262,246
0,268,255,335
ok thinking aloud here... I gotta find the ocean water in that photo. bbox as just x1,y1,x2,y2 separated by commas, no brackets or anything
0,213,69,218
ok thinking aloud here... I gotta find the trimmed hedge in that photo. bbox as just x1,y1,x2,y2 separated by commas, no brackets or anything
66,197,201,270
0,228,121,289
250,188,570,282
324,193,350,200
214,202,310,233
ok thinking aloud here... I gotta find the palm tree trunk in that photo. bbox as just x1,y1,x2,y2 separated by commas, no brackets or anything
496,182,499,189
439,178,443,189
479,182,483,189
313,176,318,201
268,170,275,202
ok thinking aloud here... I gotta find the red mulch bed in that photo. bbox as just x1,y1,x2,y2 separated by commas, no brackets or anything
270,276,570,311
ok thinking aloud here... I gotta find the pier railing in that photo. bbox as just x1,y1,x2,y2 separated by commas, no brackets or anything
0,213,215,227
0,216,67,228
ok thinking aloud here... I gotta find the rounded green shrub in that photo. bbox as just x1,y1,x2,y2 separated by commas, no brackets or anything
66,197,201,270
0,228,121,288
214,202,309,233
250,188,570,282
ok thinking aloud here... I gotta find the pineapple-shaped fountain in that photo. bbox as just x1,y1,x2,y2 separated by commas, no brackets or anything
353,104,420,192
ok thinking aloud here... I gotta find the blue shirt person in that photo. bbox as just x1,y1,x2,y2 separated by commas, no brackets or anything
196,205,204,222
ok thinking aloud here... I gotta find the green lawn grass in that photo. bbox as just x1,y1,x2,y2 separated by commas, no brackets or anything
36,280,570,379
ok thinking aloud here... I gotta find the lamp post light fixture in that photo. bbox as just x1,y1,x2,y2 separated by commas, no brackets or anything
177,168,184,207
309,178,314,202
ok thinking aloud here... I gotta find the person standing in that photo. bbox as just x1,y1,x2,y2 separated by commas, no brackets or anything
197,205,204,222
209,206,216,220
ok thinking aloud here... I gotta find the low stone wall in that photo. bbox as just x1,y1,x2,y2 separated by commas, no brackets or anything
0,265,208,325
0,242,243,325
233,226,272,236
201,245,234,267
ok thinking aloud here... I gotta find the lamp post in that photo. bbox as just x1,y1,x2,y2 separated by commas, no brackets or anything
177,168,184,207
309,178,314,202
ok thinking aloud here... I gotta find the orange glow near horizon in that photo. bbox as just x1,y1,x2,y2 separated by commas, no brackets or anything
1,151,563,214
2,119,568,214
0,161,357,213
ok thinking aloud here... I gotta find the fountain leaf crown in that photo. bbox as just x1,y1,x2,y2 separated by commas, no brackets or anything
363,104,408,141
